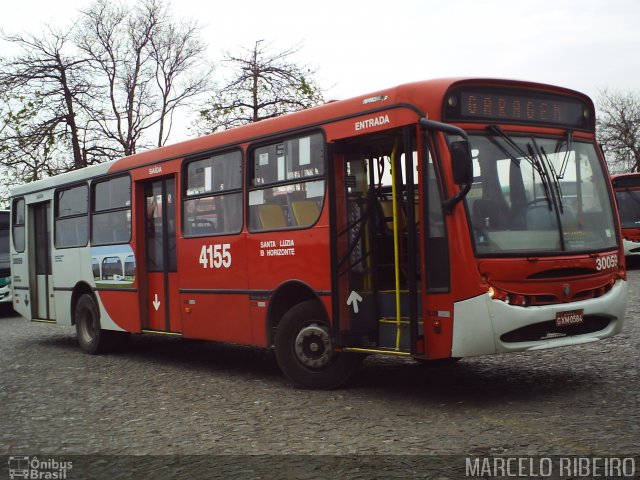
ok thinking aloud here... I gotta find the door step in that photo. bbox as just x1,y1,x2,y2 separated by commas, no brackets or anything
342,346,411,356
141,329,182,336
378,317,422,351
32,318,56,324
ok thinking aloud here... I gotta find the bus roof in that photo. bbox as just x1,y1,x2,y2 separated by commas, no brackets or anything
10,77,594,198
10,159,116,197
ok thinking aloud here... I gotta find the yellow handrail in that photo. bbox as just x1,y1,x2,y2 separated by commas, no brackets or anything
389,143,403,350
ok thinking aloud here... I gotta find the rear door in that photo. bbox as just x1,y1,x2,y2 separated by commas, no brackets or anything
31,202,55,321
142,177,181,332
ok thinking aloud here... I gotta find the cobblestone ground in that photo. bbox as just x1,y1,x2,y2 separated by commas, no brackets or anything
0,270,638,476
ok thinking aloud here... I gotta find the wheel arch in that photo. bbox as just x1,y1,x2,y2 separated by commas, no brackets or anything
70,282,97,326
266,280,327,346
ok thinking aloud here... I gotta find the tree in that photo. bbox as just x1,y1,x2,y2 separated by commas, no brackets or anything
198,40,325,133
76,0,212,155
0,27,99,172
0,0,212,193
149,16,212,147
597,89,640,173
0,86,88,204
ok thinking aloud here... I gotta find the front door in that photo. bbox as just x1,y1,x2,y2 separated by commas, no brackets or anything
143,177,181,332
31,202,55,320
335,128,421,353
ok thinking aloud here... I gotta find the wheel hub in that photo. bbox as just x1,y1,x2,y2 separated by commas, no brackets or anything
294,324,333,369
80,313,97,342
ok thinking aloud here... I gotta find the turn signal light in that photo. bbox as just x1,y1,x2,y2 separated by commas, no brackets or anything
433,317,442,334
509,294,528,307
488,286,508,302
488,286,528,307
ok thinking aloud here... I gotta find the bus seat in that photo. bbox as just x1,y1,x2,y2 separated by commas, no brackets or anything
291,200,320,227
257,204,288,229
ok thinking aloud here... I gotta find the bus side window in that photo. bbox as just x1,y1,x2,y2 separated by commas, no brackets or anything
248,133,325,232
183,151,243,237
12,198,26,252
91,176,131,246
55,184,89,248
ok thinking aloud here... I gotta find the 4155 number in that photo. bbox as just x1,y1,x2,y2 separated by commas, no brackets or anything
199,244,231,269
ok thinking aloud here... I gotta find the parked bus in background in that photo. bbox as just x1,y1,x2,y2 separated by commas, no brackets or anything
611,173,640,258
9,78,627,388
0,210,11,306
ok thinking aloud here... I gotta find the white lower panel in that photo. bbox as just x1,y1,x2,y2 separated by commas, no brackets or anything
452,279,628,357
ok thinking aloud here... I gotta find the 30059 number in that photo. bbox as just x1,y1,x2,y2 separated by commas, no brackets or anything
595,254,618,271
199,244,231,269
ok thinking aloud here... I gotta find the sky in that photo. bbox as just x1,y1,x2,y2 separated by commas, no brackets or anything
1,0,639,143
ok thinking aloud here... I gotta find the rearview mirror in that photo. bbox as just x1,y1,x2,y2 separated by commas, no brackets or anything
419,118,473,214
450,141,473,185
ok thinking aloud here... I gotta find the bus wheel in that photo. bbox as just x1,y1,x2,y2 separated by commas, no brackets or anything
75,294,112,354
274,301,362,389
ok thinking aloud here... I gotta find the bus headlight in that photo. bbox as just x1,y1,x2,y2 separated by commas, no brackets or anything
488,286,528,307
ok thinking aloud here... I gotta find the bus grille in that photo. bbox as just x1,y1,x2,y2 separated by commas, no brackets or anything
527,267,596,279
500,316,610,343
527,282,613,306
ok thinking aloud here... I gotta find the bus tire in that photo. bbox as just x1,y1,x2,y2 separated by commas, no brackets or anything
75,294,113,354
274,300,362,389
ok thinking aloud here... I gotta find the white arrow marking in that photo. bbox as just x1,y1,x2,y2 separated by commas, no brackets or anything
346,290,363,314
153,294,161,311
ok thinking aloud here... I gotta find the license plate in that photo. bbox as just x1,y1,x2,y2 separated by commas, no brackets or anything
555,309,584,327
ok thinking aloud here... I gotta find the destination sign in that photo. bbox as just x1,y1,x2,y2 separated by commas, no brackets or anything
443,87,593,130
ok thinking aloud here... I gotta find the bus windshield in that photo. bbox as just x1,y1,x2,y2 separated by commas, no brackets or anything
615,188,640,229
464,132,617,256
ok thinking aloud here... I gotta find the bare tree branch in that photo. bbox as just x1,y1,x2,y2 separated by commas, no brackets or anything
597,89,640,173
198,40,324,133
0,27,96,172
76,0,211,154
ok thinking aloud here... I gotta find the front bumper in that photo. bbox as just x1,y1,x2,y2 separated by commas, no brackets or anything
452,279,627,357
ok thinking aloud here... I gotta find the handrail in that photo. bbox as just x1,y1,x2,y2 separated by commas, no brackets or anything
389,143,403,351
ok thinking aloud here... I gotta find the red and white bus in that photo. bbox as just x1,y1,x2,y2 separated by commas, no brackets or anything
10,78,628,388
612,173,640,258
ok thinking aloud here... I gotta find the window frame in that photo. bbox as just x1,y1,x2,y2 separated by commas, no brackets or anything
247,130,327,233
182,148,244,238
12,198,26,253
90,174,132,246
54,183,89,249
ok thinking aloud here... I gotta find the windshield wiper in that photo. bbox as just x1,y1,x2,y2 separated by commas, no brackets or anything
487,125,553,210
527,139,567,250
531,139,564,214
554,129,573,179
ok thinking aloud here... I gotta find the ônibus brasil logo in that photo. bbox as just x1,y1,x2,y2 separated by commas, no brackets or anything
8,456,72,479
